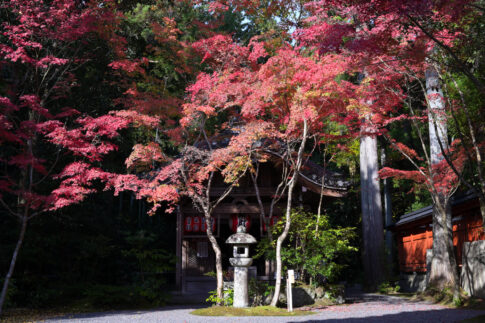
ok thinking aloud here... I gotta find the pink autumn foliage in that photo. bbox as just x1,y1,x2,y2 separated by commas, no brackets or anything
126,143,166,170
50,162,113,210
0,0,100,67
38,114,129,162
109,58,148,75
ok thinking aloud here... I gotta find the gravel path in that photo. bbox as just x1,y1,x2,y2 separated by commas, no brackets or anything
42,293,485,323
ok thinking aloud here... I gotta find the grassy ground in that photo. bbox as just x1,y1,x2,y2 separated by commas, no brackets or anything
191,305,316,316
0,303,160,323
0,307,83,323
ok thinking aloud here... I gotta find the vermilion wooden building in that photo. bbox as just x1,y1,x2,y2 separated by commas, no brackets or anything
392,192,484,279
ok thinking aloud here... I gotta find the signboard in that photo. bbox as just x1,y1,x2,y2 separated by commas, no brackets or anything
288,269,295,284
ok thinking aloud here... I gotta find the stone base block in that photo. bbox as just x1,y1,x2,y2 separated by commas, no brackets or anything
461,240,485,298
399,272,427,292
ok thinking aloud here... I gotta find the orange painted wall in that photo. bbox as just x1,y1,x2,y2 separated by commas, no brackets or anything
397,204,484,273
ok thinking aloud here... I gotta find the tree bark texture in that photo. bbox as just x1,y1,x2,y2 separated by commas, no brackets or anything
426,67,448,165
426,65,459,292
360,130,384,290
428,197,458,289
270,175,297,306
203,213,224,304
0,215,28,316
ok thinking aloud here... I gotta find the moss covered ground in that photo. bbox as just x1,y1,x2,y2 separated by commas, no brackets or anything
191,305,316,316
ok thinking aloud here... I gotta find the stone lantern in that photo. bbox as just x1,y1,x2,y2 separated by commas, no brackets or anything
225,217,257,308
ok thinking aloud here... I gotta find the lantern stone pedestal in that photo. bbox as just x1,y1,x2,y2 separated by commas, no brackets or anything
226,223,257,308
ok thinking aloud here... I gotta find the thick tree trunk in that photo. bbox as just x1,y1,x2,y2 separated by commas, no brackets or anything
204,214,224,304
428,197,459,289
0,215,28,316
360,130,384,290
426,67,448,166
426,65,459,294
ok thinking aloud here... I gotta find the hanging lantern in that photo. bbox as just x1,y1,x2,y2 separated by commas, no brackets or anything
184,216,193,232
192,216,201,232
201,217,216,232
231,215,251,232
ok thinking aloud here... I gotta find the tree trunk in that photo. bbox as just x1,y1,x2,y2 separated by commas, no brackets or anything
251,168,273,241
426,65,459,295
204,214,224,304
426,67,448,166
270,169,298,306
360,129,384,290
270,119,308,306
428,196,459,290
0,215,28,316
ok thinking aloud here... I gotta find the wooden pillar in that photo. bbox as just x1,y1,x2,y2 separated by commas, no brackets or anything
176,206,183,290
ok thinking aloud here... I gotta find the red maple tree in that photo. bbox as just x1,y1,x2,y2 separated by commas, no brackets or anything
0,0,138,314
294,0,479,293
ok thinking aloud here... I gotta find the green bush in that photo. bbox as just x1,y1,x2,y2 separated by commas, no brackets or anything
256,208,357,285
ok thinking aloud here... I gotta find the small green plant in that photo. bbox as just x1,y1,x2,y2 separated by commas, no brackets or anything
378,282,400,294
206,287,234,306
203,271,217,278
453,296,463,307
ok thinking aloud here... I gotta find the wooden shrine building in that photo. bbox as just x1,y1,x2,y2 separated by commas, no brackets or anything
174,156,349,293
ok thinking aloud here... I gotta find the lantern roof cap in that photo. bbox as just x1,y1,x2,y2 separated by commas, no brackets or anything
226,232,257,245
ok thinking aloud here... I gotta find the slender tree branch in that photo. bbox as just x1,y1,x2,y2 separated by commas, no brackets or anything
406,14,485,93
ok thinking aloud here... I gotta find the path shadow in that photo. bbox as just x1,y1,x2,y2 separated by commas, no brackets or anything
288,308,485,323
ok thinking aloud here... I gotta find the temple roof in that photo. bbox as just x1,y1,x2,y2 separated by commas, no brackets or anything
195,129,351,197
392,191,478,229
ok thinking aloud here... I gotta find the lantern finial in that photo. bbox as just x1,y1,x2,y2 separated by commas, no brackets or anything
237,215,247,233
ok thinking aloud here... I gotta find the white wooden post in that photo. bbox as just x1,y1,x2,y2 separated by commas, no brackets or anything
287,269,294,312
